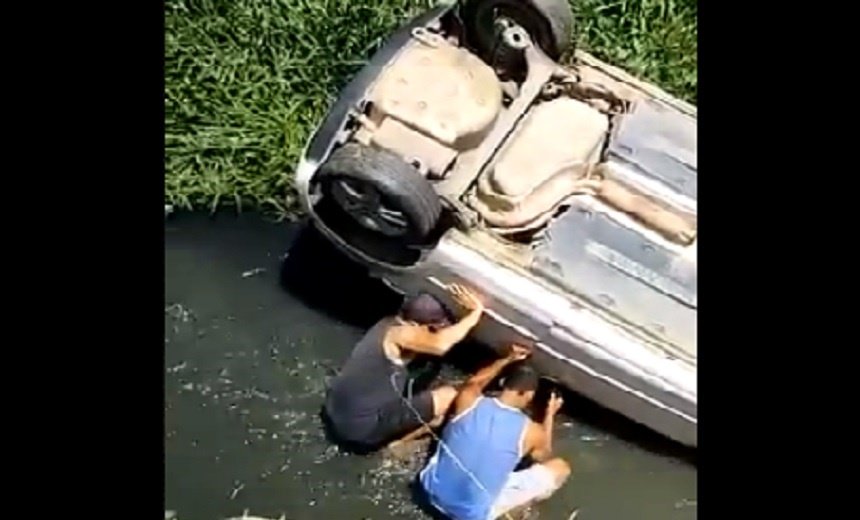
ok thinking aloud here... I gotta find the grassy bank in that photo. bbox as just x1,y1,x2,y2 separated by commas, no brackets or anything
165,0,697,217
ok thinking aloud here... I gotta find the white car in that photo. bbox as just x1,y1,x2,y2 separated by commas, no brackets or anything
294,0,697,448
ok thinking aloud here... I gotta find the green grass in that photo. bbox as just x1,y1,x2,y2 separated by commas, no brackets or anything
165,0,696,217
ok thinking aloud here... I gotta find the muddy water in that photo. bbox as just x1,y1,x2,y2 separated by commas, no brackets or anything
165,213,696,520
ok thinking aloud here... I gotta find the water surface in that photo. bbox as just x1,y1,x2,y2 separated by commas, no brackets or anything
165,213,696,520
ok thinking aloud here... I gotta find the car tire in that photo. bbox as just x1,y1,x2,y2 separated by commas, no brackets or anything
459,0,574,61
316,142,441,242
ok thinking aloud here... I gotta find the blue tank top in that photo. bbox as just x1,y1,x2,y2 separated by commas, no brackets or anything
420,396,527,520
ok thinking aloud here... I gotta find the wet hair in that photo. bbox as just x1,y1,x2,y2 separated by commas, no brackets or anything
501,363,540,393
399,292,452,326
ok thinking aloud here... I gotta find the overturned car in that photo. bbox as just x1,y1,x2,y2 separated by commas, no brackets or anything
295,0,697,447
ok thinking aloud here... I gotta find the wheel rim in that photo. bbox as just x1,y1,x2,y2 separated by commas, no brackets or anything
470,3,556,59
329,178,410,238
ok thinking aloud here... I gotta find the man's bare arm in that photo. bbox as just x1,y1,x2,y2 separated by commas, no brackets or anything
392,284,484,356
524,421,548,461
390,307,482,356
525,392,564,461
453,344,531,416
530,417,554,462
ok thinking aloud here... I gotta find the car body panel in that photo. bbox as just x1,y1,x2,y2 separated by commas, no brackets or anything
531,199,697,358
299,5,453,169
377,232,697,447
293,7,697,447
607,99,697,212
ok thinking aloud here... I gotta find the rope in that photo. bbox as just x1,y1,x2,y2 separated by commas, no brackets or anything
391,372,517,520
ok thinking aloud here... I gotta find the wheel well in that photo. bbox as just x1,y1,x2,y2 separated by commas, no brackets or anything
311,192,455,268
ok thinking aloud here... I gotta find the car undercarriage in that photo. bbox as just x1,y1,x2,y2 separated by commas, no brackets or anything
296,0,698,446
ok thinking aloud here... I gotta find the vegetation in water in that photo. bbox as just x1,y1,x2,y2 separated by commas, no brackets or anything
165,0,697,217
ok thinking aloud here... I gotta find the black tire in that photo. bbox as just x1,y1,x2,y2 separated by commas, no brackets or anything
460,0,574,61
316,143,441,241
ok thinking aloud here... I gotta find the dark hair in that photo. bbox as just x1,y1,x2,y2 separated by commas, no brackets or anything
400,293,452,326
501,363,540,393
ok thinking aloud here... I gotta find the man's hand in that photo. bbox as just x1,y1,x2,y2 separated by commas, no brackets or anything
506,344,531,362
546,391,564,416
448,284,484,314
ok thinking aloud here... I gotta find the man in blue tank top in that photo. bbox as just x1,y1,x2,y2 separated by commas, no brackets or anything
419,346,571,520
324,284,486,453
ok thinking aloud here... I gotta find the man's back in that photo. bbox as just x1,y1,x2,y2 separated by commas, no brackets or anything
325,318,404,418
420,396,527,520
